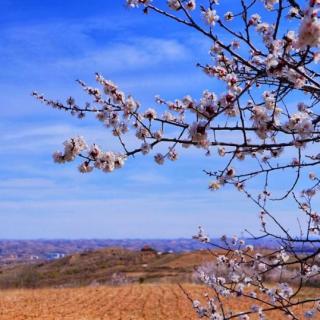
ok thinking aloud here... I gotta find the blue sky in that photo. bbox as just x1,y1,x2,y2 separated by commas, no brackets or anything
0,1,313,239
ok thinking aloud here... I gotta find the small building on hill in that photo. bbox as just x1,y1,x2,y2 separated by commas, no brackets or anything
140,245,157,253
140,245,157,262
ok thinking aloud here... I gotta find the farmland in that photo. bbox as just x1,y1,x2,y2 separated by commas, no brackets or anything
0,284,197,320
0,247,318,319
0,284,318,320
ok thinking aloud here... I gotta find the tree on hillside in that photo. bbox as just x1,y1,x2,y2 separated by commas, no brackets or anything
34,0,320,318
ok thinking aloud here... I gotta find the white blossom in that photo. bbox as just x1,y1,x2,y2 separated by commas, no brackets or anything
167,0,181,10
202,9,219,26
154,153,165,165
297,8,320,49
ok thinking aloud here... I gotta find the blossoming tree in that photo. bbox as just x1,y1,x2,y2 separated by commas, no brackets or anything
33,0,320,318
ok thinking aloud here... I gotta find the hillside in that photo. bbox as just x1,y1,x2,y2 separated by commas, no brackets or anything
0,247,216,289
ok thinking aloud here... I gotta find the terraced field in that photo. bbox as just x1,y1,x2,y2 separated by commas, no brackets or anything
0,284,318,320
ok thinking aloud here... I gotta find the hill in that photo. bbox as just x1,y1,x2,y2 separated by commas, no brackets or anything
0,247,216,289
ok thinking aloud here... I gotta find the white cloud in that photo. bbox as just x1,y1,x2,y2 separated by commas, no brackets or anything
53,37,190,74
0,15,143,63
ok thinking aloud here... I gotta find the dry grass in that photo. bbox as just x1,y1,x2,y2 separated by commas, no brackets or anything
0,284,318,320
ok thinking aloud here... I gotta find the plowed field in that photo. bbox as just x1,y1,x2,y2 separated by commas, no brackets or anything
0,284,317,319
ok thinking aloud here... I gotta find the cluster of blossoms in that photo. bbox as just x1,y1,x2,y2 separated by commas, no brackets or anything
285,112,314,139
192,228,320,319
35,0,320,318
53,136,87,163
52,136,126,174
